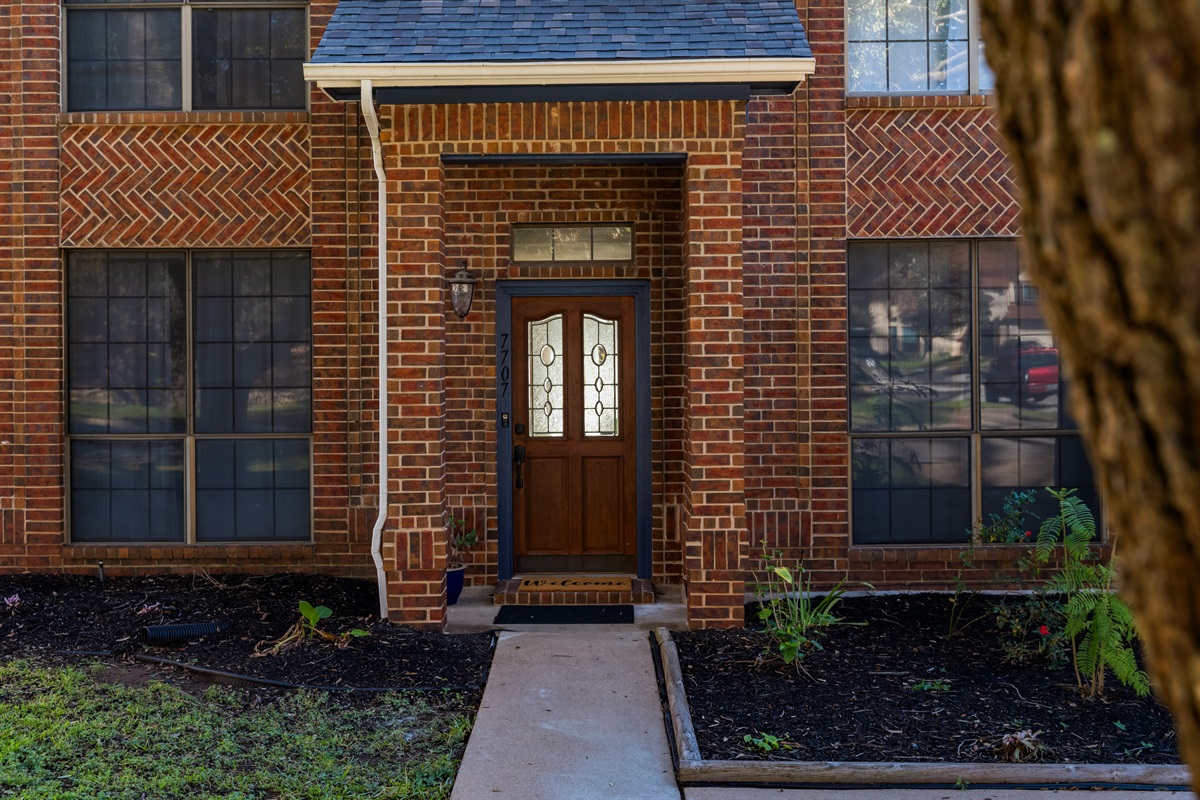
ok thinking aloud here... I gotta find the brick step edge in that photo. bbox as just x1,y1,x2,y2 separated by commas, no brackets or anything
494,578,655,605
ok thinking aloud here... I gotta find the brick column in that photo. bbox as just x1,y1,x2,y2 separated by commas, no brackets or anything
681,144,749,629
382,126,450,628
0,3,62,569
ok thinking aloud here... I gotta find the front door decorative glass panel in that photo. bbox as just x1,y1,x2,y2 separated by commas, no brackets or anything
582,314,619,436
527,314,564,437
511,295,637,573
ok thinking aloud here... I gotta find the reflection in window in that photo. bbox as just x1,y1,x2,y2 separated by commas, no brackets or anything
852,437,971,543
583,315,619,436
848,239,1098,544
512,226,633,263
847,0,992,94
849,241,971,433
528,314,565,437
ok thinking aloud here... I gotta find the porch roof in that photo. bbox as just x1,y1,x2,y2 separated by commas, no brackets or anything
306,0,815,103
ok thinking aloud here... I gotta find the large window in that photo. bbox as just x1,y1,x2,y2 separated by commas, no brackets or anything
848,240,1099,544
847,0,994,94
67,250,312,543
65,1,307,112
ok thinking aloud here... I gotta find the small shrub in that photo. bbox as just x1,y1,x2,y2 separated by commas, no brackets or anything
992,594,1069,669
948,489,1040,637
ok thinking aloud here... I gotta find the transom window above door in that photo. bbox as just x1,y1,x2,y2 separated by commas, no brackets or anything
64,0,307,112
511,225,633,263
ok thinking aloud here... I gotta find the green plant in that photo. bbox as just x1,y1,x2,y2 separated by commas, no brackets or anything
743,731,794,753
1033,488,1150,698
947,489,1040,637
753,547,868,669
448,514,478,568
991,594,1069,669
906,678,950,692
255,600,370,656
994,728,1050,762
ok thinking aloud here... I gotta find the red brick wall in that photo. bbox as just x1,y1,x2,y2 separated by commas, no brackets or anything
0,2,65,570
59,116,311,248
845,95,1020,238
0,0,373,579
377,100,751,628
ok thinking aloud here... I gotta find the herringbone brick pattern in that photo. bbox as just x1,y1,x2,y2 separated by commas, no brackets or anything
846,107,1019,238
60,123,311,248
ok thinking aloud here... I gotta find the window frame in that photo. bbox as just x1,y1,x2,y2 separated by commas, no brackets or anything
64,248,314,545
61,0,310,113
846,238,1101,546
845,0,994,97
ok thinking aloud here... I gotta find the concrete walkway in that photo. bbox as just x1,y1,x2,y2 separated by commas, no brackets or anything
449,628,678,800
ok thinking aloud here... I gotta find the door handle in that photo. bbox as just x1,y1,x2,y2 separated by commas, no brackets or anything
513,445,526,489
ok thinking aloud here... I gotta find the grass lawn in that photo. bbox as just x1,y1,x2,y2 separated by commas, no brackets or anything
0,660,473,800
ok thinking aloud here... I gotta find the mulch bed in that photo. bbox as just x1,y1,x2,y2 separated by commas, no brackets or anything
0,572,494,695
673,593,1179,765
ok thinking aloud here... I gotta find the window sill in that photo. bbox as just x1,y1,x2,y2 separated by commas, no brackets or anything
845,94,995,111
59,110,310,127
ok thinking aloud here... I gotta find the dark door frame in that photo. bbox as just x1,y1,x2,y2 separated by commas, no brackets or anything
495,280,652,580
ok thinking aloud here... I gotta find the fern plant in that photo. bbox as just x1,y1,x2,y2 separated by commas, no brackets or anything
1033,488,1149,698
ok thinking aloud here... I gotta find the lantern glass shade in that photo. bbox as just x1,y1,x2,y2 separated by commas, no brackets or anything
448,267,477,319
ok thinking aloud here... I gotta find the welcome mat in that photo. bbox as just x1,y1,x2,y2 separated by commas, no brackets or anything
494,605,635,625
515,576,632,592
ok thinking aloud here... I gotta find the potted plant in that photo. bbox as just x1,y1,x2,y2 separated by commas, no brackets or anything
445,513,477,606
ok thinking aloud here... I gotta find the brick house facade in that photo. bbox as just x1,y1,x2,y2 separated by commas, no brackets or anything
0,1,1095,629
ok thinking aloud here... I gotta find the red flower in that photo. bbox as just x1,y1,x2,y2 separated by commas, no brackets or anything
1039,625,1050,636
1024,530,1033,538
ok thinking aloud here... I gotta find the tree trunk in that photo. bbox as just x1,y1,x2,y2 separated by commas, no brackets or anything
979,0,1200,783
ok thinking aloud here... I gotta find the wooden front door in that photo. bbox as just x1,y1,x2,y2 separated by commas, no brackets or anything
511,295,637,573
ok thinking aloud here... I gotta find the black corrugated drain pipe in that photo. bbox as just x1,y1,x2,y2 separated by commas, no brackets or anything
140,621,230,645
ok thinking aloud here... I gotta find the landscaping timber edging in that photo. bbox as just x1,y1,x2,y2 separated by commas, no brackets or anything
652,627,1192,789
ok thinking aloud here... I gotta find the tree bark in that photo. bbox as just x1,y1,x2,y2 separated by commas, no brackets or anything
979,0,1200,783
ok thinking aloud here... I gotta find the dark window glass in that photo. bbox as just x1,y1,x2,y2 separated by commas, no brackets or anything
67,4,303,111
193,7,306,110
196,438,310,541
67,9,182,111
852,437,972,543
67,249,312,543
67,252,187,435
981,436,1100,527
70,439,185,542
194,252,311,434
849,241,971,433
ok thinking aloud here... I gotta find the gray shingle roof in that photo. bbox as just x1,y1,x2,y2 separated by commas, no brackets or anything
311,0,812,64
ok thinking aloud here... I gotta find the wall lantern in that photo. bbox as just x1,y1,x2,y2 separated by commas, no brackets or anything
447,261,478,319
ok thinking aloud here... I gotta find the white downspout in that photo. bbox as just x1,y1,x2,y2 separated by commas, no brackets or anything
361,80,389,620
